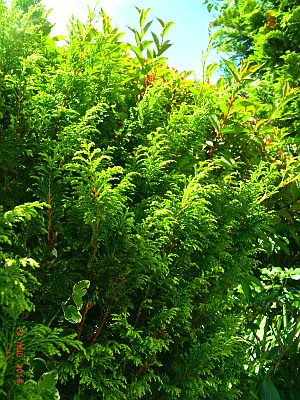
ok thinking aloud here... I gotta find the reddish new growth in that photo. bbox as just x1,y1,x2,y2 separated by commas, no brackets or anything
266,13,276,29
145,74,155,86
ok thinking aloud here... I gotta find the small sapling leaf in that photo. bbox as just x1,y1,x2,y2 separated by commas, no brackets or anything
62,304,82,324
72,280,90,309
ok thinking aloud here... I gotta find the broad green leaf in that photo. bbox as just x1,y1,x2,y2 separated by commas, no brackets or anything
142,20,153,37
38,371,59,400
273,237,290,255
134,31,141,47
240,113,252,123
155,68,171,77
219,101,229,115
38,371,58,391
73,280,90,292
128,27,141,46
31,358,48,380
76,19,85,41
240,277,251,302
147,49,154,59
209,114,220,133
231,98,254,113
140,40,153,51
290,182,300,202
279,88,300,109
247,275,263,287
257,316,269,346
290,203,300,211
162,21,175,39
157,42,172,56
52,35,66,42
285,321,300,348
130,46,143,63
290,268,300,280
260,375,281,400
222,58,239,82
24,380,37,388
62,304,82,324
266,346,279,360
239,100,255,107
241,63,264,79
72,280,90,309
157,17,165,28
217,76,225,89
139,8,151,28
276,209,293,223
151,32,160,50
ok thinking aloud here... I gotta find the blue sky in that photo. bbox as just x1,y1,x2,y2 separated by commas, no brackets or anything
42,0,220,79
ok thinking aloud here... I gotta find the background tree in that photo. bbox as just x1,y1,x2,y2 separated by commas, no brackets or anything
207,0,300,130
206,0,300,398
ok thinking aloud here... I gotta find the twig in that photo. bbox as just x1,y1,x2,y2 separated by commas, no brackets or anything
91,307,110,345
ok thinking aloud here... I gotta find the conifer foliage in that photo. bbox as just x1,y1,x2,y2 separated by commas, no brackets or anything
0,0,299,399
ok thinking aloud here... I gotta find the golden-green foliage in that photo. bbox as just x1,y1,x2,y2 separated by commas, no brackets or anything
0,1,299,399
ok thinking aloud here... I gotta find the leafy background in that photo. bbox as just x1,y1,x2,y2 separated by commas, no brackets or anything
0,0,299,399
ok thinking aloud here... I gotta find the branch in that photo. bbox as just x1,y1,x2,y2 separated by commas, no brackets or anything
90,307,110,345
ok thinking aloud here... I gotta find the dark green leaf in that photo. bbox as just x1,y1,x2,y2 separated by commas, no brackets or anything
240,277,252,302
245,323,260,331
157,18,165,28
157,42,172,56
260,375,281,400
267,346,279,360
247,275,263,288
143,20,152,36
151,31,160,50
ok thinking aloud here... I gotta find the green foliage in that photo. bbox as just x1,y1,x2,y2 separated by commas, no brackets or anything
238,267,300,399
208,0,300,134
207,0,300,397
0,1,299,399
